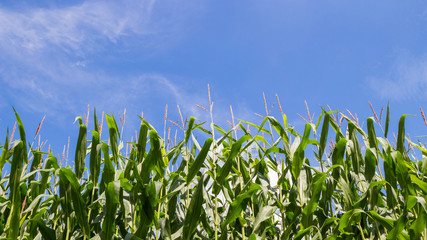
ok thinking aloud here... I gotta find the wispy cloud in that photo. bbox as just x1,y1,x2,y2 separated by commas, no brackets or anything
0,0,254,133
0,0,203,122
100,74,208,117
368,54,427,101
0,0,155,55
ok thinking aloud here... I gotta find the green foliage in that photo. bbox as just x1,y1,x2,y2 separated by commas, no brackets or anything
1,106,427,239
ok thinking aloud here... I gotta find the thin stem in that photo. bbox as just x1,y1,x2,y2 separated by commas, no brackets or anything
156,187,163,240
86,185,96,232
208,85,219,240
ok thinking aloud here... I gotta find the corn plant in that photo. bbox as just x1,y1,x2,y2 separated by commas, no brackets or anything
0,102,427,239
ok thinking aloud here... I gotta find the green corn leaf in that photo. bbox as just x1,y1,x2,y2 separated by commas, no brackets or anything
328,113,345,140
139,130,163,182
332,138,347,186
238,119,271,134
267,116,292,159
407,195,418,210
282,113,288,129
193,121,206,133
396,114,410,155
339,176,357,208
222,183,261,228
387,211,407,240
35,219,56,239
253,205,276,233
182,176,205,240
267,116,289,144
138,115,156,131
38,155,58,197
236,157,250,188
264,146,286,156
100,143,115,193
338,209,364,233
89,130,101,184
150,130,166,177
12,107,28,164
185,117,195,145
395,151,415,198
384,147,397,209
139,153,154,185
348,122,363,175
107,113,120,139
367,210,393,231
137,123,148,164
409,174,427,194
6,141,24,239
366,117,378,149
384,102,390,138
102,181,119,240
106,114,119,166
409,141,427,177
364,148,377,183
0,128,9,172
187,138,212,184
167,192,178,227
101,143,115,183
21,194,50,214
214,123,228,136
253,135,270,147
59,168,90,238
215,134,252,194
59,168,73,239
134,184,155,238
292,123,311,181
75,121,87,179
342,115,367,138
409,208,426,238
302,173,328,229
27,149,42,186
93,108,99,132
315,110,325,129
318,112,330,158
90,109,101,183
295,227,312,240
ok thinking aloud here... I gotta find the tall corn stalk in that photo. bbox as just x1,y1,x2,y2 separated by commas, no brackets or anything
0,102,427,239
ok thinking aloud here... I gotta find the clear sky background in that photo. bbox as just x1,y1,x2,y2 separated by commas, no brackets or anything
1,0,427,159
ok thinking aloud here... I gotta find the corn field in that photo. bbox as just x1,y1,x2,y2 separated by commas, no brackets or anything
1,101,427,240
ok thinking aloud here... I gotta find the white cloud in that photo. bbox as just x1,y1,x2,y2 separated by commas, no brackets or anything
0,0,155,55
0,0,158,117
0,0,255,134
0,0,204,121
102,74,207,116
368,54,427,101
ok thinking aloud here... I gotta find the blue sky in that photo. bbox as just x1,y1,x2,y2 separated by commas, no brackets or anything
1,0,427,159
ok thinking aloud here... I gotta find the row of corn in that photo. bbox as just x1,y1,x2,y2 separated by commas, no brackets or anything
0,104,427,239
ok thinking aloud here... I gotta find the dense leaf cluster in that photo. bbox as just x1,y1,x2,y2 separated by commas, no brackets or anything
1,106,427,239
